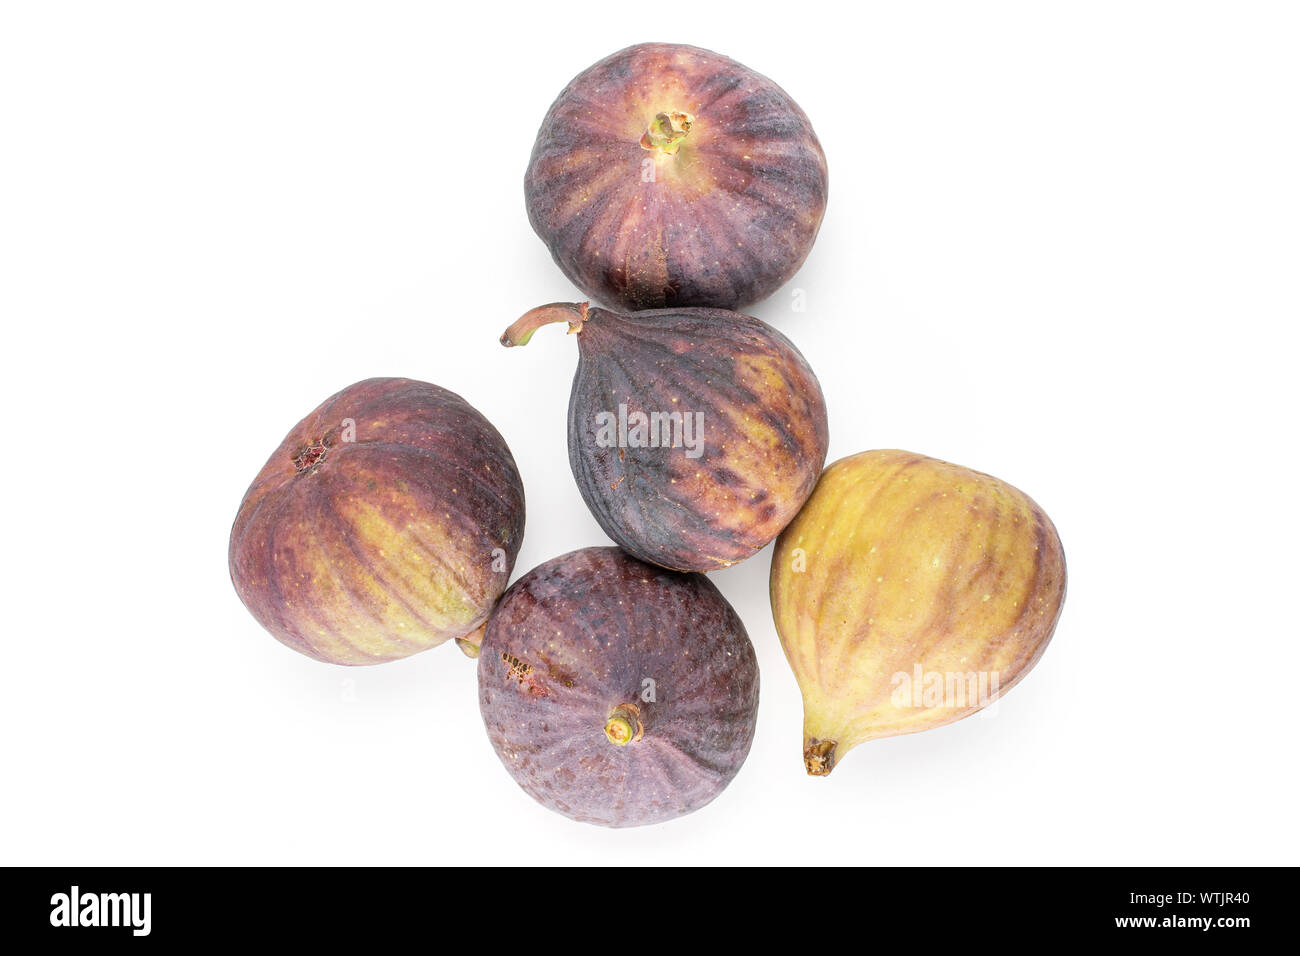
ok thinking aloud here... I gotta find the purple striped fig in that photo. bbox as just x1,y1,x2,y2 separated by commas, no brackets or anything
229,378,525,665
525,42,828,312
479,547,759,827
500,301,829,572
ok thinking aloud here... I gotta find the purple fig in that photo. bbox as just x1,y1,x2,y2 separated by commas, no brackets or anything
525,42,828,311
478,547,759,827
501,301,829,572
229,378,525,665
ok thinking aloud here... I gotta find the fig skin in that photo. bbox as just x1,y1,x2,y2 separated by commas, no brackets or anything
770,450,1066,776
478,547,759,828
229,378,525,665
501,302,829,572
525,42,828,312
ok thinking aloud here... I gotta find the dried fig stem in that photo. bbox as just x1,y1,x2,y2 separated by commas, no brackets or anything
454,622,487,659
500,301,589,347
604,703,645,746
804,738,837,776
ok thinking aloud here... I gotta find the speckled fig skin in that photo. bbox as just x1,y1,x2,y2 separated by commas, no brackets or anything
229,378,525,665
479,547,759,828
770,450,1066,776
500,302,829,572
525,42,828,311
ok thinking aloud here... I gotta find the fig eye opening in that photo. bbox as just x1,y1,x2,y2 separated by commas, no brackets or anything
640,111,695,155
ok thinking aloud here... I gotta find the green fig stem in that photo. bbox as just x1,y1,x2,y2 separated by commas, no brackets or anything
500,301,589,348
454,622,486,659
640,110,694,155
804,738,837,776
604,703,644,747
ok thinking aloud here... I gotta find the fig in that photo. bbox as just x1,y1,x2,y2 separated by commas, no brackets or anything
229,378,525,665
525,42,828,312
501,301,829,572
770,450,1066,776
478,547,759,827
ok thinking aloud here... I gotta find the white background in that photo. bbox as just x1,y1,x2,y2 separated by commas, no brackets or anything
2,1,1296,866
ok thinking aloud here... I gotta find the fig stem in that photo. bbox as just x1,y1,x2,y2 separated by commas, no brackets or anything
454,622,487,659
604,703,644,747
804,738,837,776
500,301,589,348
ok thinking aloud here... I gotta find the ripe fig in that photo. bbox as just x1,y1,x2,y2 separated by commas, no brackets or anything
229,378,525,665
770,450,1066,776
478,547,759,827
501,301,829,572
525,42,828,312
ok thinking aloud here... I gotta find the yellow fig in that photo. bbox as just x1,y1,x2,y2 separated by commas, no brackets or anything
770,449,1066,776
